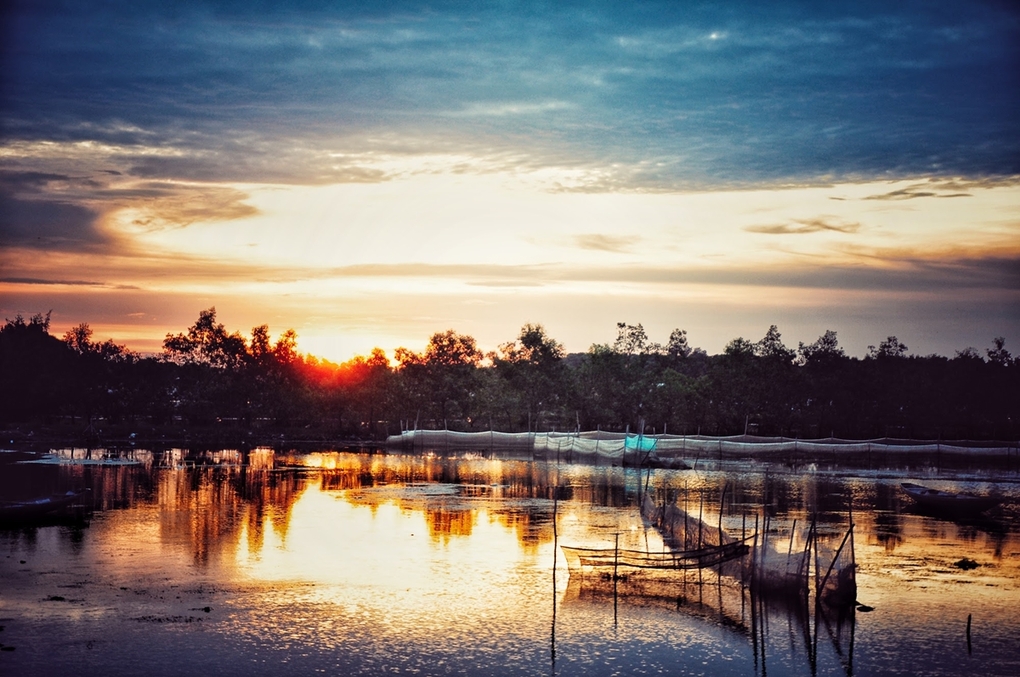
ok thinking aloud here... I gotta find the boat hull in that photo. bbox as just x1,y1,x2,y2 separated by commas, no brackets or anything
900,483,1001,516
0,490,90,526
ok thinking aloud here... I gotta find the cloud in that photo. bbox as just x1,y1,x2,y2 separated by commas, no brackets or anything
0,162,261,253
745,217,861,235
0,171,107,250
3,2,1019,191
104,182,259,232
654,256,1019,292
575,233,641,252
467,280,546,288
454,101,574,117
0,277,140,290
859,176,1020,201
864,185,972,201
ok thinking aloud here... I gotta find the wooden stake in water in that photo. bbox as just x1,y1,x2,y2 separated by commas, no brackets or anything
613,532,620,626
786,518,798,578
967,614,972,654
551,457,559,668
718,482,727,550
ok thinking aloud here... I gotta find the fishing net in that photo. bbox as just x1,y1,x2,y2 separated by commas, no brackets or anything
387,430,1013,462
815,524,857,608
753,519,814,596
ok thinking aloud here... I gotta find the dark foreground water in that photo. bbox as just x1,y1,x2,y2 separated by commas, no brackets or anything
1,447,1018,676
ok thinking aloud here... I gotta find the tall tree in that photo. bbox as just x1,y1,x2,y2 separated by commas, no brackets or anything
0,313,72,422
395,330,482,428
493,324,565,431
162,307,249,369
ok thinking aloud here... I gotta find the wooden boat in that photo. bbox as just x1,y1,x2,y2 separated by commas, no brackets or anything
900,483,1001,515
562,536,752,571
0,489,89,524
621,454,690,470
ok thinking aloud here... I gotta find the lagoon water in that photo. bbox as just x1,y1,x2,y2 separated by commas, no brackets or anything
2,448,1019,676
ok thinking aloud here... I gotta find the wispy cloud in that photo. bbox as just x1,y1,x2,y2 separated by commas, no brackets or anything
467,280,546,288
0,277,140,290
108,182,259,232
745,217,861,235
575,233,641,252
454,101,574,117
864,186,971,201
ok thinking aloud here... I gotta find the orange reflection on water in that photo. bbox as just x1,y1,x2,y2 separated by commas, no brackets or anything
228,480,555,637
72,450,1020,644
9,449,1020,677
149,462,303,566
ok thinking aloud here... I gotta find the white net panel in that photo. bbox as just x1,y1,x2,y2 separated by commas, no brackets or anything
753,519,815,596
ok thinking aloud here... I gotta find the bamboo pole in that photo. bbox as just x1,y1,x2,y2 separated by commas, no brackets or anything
718,482,727,547
551,450,558,667
613,532,619,626
786,518,798,578
817,524,854,606
751,513,759,590
698,489,705,548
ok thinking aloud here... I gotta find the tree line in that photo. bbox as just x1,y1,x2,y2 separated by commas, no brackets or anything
1,308,1016,442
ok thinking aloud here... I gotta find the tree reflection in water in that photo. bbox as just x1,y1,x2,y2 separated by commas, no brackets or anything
1,447,1018,676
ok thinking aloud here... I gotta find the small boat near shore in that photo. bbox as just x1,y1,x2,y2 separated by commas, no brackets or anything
0,489,90,526
562,537,752,572
900,483,1001,516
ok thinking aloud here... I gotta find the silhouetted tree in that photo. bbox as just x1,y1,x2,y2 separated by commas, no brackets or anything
395,330,482,428
867,336,909,359
987,336,1013,366
163,307,248,369
0,312,71,422
492,323,566,431
61,323,135,424
1,312,1016,442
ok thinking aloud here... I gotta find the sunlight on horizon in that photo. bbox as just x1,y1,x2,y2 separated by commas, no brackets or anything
106,172,1020,272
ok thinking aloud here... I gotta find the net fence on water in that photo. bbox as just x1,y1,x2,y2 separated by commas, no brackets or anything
386,429,1015,462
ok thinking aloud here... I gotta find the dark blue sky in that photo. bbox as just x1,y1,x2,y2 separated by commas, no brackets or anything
4,0,1018,187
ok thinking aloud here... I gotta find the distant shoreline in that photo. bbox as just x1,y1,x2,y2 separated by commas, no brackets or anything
4,423,1017,463
0,423,383,454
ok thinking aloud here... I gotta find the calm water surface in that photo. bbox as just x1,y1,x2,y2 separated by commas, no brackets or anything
1,448,1019,676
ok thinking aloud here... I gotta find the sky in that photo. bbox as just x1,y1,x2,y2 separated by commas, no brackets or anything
2,0,1018,361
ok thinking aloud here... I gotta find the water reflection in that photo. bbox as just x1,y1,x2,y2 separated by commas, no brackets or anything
1,448,1018,676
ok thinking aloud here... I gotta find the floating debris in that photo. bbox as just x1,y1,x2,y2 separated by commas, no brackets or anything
954,558,980,570
133,615,204,624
